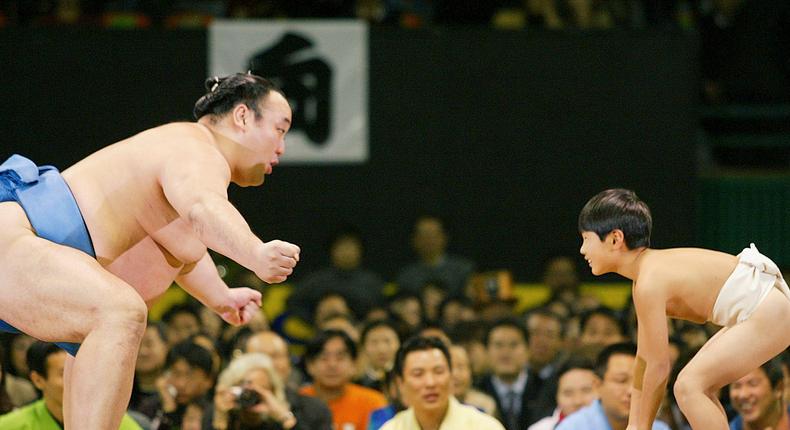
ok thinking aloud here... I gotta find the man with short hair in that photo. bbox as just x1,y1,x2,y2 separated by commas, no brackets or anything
300,329,387,430
728,357,789,430
556,342,669,430
381,336,505,430
477,318,549,429
134,340,215,428
0,341,142,429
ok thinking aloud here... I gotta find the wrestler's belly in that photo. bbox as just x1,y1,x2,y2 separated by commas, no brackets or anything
102,236,182,304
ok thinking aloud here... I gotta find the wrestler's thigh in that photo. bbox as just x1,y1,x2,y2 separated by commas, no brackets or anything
0,232,145,343
679,288,790,391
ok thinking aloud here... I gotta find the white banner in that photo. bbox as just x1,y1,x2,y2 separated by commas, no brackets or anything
209,20,368,164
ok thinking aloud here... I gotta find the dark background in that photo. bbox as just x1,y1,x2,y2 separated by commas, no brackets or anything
0,27,699,281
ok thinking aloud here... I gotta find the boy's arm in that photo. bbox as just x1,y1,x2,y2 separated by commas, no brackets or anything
160,145,299,283
630,278,672,430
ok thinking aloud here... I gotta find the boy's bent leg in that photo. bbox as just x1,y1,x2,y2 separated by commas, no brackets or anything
674,288,790,430
0,233,147,430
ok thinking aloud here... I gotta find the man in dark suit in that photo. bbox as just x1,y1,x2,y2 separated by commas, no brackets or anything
476,318,555,429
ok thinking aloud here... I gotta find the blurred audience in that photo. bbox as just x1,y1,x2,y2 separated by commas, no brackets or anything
556,342,670,430
357,320,401,392
728,357,789,430
131,322,170,411
287,227,386,323
382,336,505,430
300,330,387,430
449,344,498,415
396,214,475,299
0,341,142,429
528,357,599,430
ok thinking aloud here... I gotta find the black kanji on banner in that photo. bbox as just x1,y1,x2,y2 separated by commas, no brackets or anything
248,33,332,145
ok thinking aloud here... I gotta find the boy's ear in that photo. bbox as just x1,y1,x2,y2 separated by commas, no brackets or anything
609,229,626,249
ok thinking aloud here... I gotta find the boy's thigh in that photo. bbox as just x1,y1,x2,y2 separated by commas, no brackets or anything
0,230,140,344
680,289,790,390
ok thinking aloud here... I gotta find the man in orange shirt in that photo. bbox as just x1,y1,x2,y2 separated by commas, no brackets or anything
300,329,387,430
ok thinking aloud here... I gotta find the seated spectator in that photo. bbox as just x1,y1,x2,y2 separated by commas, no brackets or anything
209,352,332,430
449,344,498,416
161,303,202,346
528,357,599,430
420,280,449,324
417,324,451,348
314,293,353,328
242,332,332,428
300,330,387,430
134,340,215,428
0,341,141,429
131,322,170,411
381,336,505,430
541,255,599,314
449,321,491,380
389,292,425,339
525,308,567,380
728,357,789,430
181,399,209,430
396,214,475,299
245,330,305,390
357,320,401,392
287,228,386,322
438,296,476,330
318,312,361,343
368,369,408,430
477,318,552,429
556,342,669,430
576,307,627,356
0,338,36,409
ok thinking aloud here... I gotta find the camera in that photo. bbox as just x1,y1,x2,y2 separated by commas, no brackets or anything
231,386,261,409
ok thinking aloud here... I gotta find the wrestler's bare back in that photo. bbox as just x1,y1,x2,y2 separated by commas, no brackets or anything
634,248,739,324
61,122,229,304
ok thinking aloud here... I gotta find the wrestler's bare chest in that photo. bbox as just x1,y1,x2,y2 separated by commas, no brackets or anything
65,171,207,303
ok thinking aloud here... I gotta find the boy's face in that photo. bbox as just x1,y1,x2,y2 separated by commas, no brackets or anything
579,231,616,275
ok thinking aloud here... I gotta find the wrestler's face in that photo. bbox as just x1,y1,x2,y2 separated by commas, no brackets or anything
729,368,782,424
579,231,616,275
240,92,292,186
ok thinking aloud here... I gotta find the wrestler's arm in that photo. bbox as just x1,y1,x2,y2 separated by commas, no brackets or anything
175,253,262,325
630,277,671,430
160,146,297,283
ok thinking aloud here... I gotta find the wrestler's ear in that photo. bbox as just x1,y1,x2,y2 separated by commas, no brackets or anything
231,103,249,130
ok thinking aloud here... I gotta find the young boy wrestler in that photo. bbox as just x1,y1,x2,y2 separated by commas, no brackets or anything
578,189,790,430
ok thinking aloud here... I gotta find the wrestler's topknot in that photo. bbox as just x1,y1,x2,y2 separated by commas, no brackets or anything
193,73,282,121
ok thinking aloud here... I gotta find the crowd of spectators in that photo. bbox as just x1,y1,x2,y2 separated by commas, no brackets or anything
0,214,788,429
0,0,782,31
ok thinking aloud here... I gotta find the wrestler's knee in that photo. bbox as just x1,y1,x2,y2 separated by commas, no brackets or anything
92,289,147,338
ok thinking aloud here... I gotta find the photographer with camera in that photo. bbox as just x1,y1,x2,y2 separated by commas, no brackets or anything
209,353,330,430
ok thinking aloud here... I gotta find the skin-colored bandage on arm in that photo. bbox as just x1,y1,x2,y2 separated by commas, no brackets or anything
634,356,646,390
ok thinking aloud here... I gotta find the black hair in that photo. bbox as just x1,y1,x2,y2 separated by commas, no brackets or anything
360,319,400,345
484,317,529,347
193,72,282,121
758,357,786,388
448,320,487,345
304,329,358,363
437,295,474,323
161,302,201,325
579,306,626,337
556,355,596,380
525,307,568,338
393,336,452,377
325,224,364,254
595,342,637,378
578,188,652,249
165,340,215,377
26,341,62,379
